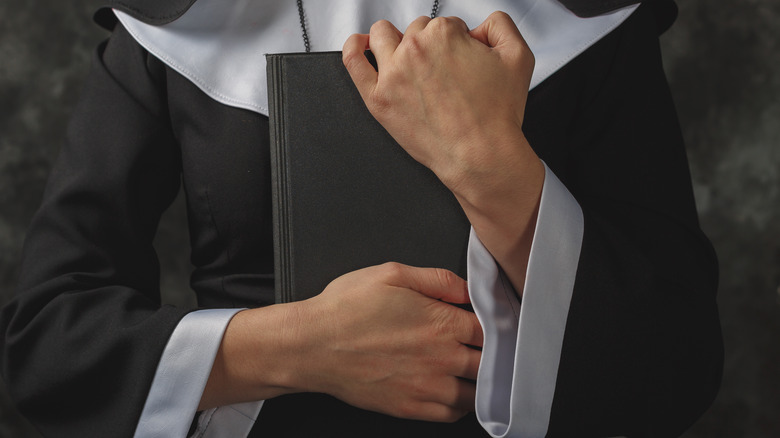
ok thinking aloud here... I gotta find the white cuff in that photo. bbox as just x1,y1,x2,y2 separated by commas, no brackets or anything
133,308,245,438
190,400,264,438
469,162,584,438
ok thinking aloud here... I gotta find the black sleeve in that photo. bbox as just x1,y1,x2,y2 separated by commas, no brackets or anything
529,5,723,437
0,24,189,438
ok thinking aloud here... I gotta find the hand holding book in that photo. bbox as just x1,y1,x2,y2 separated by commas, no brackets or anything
201,263,482,422
203,12,541,422
343,12,545,294
297,263,482,421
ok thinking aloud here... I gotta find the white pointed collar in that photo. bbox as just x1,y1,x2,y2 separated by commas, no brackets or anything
115,0,638,115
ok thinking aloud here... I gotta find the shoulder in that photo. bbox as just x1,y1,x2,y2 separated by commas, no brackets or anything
94,0,197,29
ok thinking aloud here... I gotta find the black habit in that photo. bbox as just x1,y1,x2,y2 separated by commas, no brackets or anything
0,1,722,437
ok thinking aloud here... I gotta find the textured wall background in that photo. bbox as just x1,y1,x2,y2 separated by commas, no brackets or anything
1,1,778,436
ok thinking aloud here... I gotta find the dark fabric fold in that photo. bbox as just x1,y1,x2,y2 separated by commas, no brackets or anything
1,2,720,437
559,0,641,17
96,0,197,28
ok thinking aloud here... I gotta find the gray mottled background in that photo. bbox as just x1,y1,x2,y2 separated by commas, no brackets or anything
1,0,778,436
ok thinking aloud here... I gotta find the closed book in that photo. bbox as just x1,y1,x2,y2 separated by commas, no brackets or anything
267,51,470,303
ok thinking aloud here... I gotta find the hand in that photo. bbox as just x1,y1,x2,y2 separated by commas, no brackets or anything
201,263,482,423
342,12,537,199
297,263,483,422
343,13,545,294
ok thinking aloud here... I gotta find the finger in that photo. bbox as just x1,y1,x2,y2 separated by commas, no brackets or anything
413,16,470,41
469,11,526,49
404,15,432,36
442,16,470,33
368,20,403,65
450,344,482,381
382,263,469,304
343,33,377,100
453,311,484,348
452,378,477,412
426,377,476,416
406,401,469,423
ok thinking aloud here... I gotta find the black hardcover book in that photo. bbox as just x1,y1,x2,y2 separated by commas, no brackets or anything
267,51,470,303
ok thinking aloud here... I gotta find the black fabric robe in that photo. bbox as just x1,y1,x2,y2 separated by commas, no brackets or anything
0,2,722,437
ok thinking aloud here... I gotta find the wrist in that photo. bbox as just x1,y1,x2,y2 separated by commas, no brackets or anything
269,297,333,394
452,130,543,222
200,301,320,409
442,123,537,200
450,131,544,294
280,294,342,396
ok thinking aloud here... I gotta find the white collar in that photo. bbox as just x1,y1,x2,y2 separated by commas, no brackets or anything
116,0,638,115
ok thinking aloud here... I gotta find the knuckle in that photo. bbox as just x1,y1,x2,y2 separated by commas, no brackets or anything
428,16,458,36
403,34,427,59
379,261,404,280
431,307,458,337
367,90,392,113
489,10,513,24
431,16,455,27
342,50,362,70
407,374,430,397
525,48,536,70
370,19,393,34
428,16,447,28
506,44,534,72
434,268,458,289
447,16,470,32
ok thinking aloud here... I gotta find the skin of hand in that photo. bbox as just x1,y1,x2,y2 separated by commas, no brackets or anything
343,12,545,294
200,263,483,423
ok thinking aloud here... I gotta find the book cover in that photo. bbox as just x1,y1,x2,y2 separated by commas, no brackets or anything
267,51,470,303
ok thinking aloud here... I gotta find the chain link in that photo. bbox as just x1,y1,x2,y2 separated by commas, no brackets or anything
296,0,311,52
297,1,441,53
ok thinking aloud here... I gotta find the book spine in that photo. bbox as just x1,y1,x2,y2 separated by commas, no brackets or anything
267,55,293,303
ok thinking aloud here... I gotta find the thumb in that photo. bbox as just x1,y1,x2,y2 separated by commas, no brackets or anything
469,11,526,50
386,264,470,304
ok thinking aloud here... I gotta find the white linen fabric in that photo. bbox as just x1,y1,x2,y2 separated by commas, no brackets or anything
469,163,583,437
191,401,264,438
122,1,639,437
132,309,245,438
115,0,638,115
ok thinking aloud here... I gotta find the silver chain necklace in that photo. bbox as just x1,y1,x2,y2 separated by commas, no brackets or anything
296,0,441,52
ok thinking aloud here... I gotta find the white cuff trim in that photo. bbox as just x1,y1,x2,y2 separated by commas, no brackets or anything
469,162,584,438
191,400,264,438
134,308,243,438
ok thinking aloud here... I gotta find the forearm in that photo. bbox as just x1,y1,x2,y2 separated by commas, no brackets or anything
198,303,307,410
450,130,545,295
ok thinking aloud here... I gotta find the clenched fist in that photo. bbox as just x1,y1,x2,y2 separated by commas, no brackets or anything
343,12,545,295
